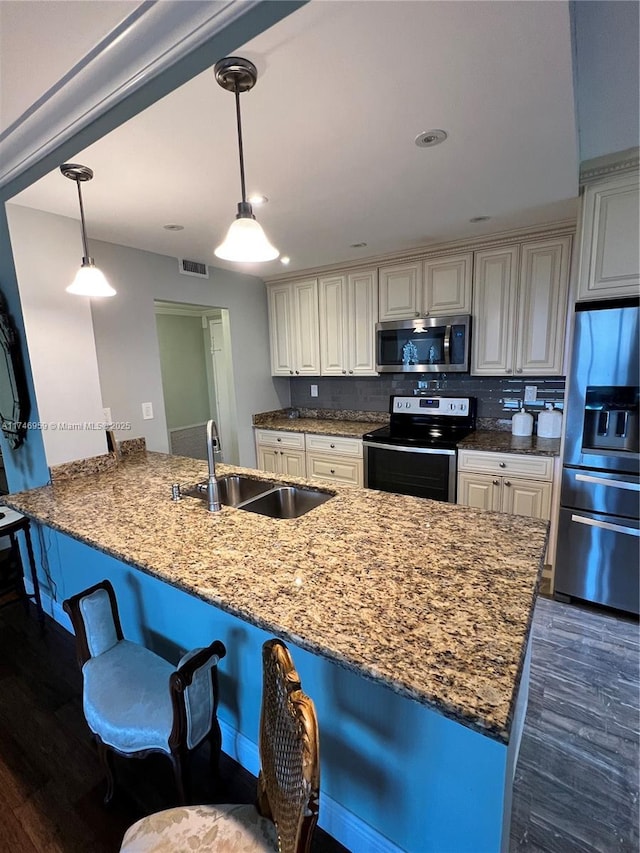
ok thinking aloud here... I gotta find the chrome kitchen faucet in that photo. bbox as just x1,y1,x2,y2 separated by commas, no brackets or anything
206,419,222,512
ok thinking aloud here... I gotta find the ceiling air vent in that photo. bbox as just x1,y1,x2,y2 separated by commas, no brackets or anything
178,258,209,278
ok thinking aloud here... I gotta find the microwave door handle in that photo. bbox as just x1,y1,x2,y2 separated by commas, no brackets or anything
443,325,452,365
616,410,629,438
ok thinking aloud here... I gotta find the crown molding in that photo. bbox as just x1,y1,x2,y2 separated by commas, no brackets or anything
579,147,640,185
264,219,576,284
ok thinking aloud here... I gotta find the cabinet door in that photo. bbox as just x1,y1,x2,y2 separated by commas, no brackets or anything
280,449,306,478
347,269,378,375
457,472,501,511
378,262,421,321
423,253,472,315
472,247,519,375
502,477,552,520
578,172,640,301
267,283,295,376
292,279,320,375
319,275,347,375
257,446,280,474
516,237,571,375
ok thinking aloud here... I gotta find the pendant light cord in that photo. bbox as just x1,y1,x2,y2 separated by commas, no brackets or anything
234,84,247,205
75,178,90,260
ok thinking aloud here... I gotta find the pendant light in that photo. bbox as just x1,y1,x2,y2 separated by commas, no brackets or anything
60,163,116,297
213,57,279,263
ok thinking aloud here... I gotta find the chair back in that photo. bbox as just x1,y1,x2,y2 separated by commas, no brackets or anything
258,639,320,853
63,580,124,668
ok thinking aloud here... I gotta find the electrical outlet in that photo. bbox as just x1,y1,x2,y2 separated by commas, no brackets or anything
310,384,318,398
524,385,538,403
142,402,154,420
102,407,112,424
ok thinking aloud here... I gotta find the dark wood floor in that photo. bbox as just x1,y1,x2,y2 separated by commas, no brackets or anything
0,594,637,852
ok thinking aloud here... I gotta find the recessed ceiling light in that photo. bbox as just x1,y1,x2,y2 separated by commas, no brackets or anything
280,256,291,265
248,194,268,206
415,129,447,148
350,242,367,248
469,216,491,222
163,224,184,231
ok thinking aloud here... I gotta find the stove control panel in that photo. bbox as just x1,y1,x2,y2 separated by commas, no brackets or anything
392,396,471,416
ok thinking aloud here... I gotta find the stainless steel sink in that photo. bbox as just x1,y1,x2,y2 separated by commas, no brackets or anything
183,475,274,507
238,486,333,519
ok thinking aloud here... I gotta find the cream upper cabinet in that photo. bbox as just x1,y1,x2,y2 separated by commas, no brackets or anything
577,170,640,301
378,262,420,321
319,269,377,376
423,253,472,315
472,237,571,376
267,279,320,376
378,254,472,321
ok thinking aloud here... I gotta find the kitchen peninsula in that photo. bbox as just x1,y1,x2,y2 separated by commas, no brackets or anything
4,450,548,853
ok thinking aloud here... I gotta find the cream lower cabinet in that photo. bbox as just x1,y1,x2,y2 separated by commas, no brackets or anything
305,434,363,486
457,450,553,520
254,429,306,477
472,236,571,376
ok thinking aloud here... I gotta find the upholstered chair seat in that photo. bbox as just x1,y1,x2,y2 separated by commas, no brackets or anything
63,580,226,805
121,639,320,853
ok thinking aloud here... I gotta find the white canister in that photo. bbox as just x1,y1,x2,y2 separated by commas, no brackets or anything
537,403,563,438
512,407,533,437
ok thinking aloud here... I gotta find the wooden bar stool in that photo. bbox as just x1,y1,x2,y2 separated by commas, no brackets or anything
0,508,45,628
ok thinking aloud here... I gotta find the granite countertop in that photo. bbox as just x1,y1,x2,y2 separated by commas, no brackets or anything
459,430,561,457
3,452,548,745
253,407,387,438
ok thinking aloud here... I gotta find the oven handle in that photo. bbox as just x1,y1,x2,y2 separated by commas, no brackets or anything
363,441,455,456
575,473,640,491
571,514,640,537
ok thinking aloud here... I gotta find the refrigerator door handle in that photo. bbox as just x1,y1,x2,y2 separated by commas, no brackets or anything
575,473,640,491
571,514,640,537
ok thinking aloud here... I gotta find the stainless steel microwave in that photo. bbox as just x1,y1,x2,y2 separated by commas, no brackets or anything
375,315,471,373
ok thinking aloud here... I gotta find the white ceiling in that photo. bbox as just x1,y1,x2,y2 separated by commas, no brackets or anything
8,1,579,277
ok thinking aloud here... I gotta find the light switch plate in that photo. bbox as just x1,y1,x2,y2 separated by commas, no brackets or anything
310,384,318,398
524,385,538,403
142,402,154,420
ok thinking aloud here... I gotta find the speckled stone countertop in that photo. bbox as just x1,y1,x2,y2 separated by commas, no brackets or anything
3,452,547,744
253,407,387,438
459,430,561,457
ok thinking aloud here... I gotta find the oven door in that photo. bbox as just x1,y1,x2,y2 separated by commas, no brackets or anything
364,442,456,502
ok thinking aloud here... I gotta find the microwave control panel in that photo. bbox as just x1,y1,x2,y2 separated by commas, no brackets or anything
391,396,471,416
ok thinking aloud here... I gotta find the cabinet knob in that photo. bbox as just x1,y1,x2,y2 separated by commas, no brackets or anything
423,311,429,317
342,369,347,374
295,370,300,375
505,480,511,487
499,462,506,468
505,369,512,374
492,479,500,486
330,469,335,474
516,368,523,374
330,443,335,448
277,437,282,442
289,370,294,375
349,370,354,374
415,312,420,318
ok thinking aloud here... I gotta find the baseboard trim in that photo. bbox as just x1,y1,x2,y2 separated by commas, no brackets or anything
29,585,400,853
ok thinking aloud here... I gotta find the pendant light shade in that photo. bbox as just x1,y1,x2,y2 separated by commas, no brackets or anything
60,163,116,297
213,57,279,264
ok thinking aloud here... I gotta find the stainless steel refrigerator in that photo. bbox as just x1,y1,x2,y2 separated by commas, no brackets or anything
555,298,639,615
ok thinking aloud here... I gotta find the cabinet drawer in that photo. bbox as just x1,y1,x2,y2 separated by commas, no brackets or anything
255,429,305,450
306,453,363,486
305,434,363,457
457,450,553,481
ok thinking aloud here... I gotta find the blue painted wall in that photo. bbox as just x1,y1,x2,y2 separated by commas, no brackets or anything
45,527,508,853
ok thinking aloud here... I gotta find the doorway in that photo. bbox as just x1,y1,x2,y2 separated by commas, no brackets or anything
154,301,239,465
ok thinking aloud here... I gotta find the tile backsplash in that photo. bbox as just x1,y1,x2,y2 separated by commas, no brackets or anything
290,375,565,419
